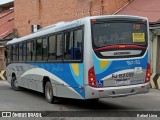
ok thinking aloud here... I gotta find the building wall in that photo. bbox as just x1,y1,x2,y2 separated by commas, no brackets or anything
0,47,6,70
150,29,160,73
156,36,160,73
0,3,15,72
14,0,130,37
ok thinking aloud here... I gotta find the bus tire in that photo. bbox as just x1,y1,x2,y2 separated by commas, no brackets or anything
45,81,54,103
11,76,20,91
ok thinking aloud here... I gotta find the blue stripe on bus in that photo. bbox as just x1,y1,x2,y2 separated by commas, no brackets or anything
93,52,148,81
30,63,85,98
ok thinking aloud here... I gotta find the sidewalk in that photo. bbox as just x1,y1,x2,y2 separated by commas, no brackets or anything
0,80,9,86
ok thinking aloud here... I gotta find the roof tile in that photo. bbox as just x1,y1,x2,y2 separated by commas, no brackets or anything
116,0,160,22
0,9,14,39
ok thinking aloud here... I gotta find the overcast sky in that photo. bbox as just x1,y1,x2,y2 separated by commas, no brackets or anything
0,0,13,5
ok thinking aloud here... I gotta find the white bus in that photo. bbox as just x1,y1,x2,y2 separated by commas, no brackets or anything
6,15,150,103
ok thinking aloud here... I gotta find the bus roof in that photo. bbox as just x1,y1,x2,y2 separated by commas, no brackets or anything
7,15,148,45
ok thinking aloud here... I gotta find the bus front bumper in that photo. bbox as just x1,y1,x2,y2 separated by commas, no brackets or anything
85,82,150,99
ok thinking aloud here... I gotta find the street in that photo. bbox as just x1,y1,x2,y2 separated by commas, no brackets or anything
0,80,160,112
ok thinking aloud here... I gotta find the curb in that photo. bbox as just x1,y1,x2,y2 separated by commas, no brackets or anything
150,73,160,89
0,70,7,80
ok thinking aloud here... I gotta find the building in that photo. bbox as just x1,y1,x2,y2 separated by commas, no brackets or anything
115,0,160,74
149,22,160,73
115,0,160,89
0,1,16,72
13,0,160,74
14,0,131,37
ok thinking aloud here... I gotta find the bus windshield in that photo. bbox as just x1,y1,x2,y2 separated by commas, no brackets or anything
92,22,147,48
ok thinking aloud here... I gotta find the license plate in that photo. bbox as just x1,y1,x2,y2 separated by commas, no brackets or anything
115,79,129,85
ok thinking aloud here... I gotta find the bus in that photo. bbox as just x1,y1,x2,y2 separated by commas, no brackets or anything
5,15,150,103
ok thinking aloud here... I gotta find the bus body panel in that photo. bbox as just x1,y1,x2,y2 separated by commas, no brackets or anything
6,63,85,99
6,15,150,101
93,52,148,88
85,82,150,99
84,15,150,99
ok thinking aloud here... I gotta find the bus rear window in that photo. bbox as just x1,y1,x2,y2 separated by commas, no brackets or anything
92,22,147,48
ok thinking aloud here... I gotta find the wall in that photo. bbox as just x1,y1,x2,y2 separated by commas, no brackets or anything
14,0,130,37
0,47,6,70
150,29,160,73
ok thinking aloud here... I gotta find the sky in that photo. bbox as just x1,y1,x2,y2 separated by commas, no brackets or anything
0,0,13,5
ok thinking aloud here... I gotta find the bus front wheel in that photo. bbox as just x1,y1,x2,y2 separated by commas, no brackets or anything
11,76,20,91
45,81,54,103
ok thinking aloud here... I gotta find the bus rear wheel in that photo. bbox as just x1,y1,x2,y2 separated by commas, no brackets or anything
11,76,20,91
45,81,54,103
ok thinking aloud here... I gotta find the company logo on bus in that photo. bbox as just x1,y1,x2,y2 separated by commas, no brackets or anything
114,52,131,55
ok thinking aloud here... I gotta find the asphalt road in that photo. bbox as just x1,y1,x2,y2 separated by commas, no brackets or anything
0,80,160,119
0,80,160,111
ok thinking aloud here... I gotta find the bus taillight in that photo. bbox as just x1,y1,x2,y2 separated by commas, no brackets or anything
118,45,126,48
145,63,150,83
88,67,97,87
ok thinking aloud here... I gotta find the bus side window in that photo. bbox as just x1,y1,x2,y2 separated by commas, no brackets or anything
23,42,26,61
10,45,13,62
32,40,36,61
6,46,11,64
64,29,83,61
36,38,42,61
74,29,83,60
26,41,32,61
48,35,56,60
13,44,18,61
7,45,13,62
56,34,63,60
17,44,19,61
42,37,48,61
64,31,73,60
19,43,23,61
